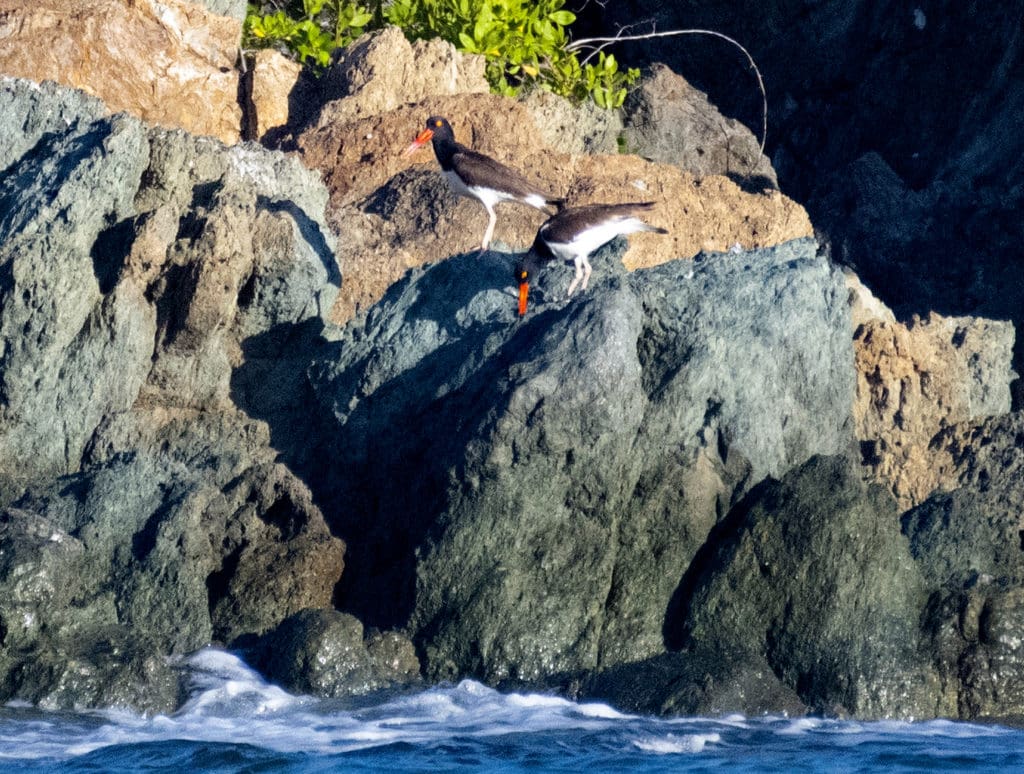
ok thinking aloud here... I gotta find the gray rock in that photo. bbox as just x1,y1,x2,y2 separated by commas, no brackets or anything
621,64,777,186
0,77,345,710
675,455,944,719
254,609,421,698
519,89,624,155
903,412,1024,589
0,77,339,498
0,77,108,171
583,647,806,717
309,236,853,685
0,112,152,487
904,413,1024,720
198,0,247,22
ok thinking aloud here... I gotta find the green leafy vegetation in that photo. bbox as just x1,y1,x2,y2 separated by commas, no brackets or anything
245,1,374,70
243,0,639,107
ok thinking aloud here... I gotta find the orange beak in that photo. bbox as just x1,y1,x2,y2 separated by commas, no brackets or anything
518,282,529,317
403,128,434,157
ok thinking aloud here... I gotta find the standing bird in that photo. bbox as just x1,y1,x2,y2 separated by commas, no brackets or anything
404,116,563,255
514,202,669,316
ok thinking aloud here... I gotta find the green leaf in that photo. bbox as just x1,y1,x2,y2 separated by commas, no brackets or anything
548,10,574,25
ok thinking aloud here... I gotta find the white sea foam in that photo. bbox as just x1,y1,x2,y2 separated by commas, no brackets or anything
1,648,1023,766
633,732,721,754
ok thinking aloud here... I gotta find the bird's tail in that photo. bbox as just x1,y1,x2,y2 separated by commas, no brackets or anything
629,202,667,233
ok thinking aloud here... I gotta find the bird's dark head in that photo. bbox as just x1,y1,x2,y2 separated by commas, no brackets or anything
403,116,454,157
513,251,542,317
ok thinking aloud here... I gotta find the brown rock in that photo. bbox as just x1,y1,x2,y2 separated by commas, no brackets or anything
317,26,489,125
298,92,812,322
248,49,302,141
0,0,242,144
852,287,1016,508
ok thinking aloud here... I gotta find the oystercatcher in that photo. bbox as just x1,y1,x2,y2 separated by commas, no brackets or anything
404,116,563,254
514,202,668,316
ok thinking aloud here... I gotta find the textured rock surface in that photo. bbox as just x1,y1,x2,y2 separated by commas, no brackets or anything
284,28,812,322
621,64,776,187
247,49,303,142
0,77,350,708
673,455,944,719
583,0,1024,402
253,609,421,698
306,237,852,684
854,310,1015,508
903,411,1024,720
0,0,242,144
318,26,489,125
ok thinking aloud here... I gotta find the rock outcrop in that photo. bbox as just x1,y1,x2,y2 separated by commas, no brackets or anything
305,237,852,684
287,27,813,322
853,304,1015,509
621,63,776,187
0,76,348,709
0,0,243,144
3,4,1024,723
585,0,1024,401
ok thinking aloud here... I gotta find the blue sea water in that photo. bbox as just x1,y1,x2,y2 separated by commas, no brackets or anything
1,650,1022,772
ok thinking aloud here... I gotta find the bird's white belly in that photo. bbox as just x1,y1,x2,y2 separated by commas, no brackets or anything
548,217,649,260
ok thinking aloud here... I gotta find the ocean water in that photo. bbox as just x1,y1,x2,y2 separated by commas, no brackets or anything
1,649,1022,772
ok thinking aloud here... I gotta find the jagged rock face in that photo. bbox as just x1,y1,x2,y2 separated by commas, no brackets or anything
621,63,777,187
288,28,813,323
665,455,946,719
853,310,1015,509
903,412,1024,721
308,237,853,683
0,78,347,709
0,0,242,144
246,50,304,142
580,0,1024,400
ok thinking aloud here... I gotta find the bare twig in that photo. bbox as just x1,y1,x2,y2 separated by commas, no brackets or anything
566,28,768,154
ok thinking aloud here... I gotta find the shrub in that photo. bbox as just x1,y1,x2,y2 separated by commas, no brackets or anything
243,0,639,107
245,1,374,70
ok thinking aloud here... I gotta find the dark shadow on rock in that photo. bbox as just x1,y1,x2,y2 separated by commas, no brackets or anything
260,67,325,151
258,195,341,287
725,172,778,194
662,474,774,651
90,216,136,294
229,248,541,629
230,316,334,482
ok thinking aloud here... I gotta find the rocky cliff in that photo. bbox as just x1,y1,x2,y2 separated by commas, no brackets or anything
1,1,1023,722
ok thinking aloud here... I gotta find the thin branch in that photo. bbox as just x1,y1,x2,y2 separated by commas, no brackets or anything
566,28,768,155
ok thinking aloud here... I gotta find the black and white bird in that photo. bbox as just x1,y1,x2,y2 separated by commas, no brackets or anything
514,202,668,316
404,116,563,254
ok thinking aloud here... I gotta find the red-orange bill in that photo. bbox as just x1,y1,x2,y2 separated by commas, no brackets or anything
403,128,434,157
518,282,529,316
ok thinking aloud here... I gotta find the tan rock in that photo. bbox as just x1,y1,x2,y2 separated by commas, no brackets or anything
0,0,241,144
317,26,489,126
298,93,813,322
853,301,1016,509
249,49,302,141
